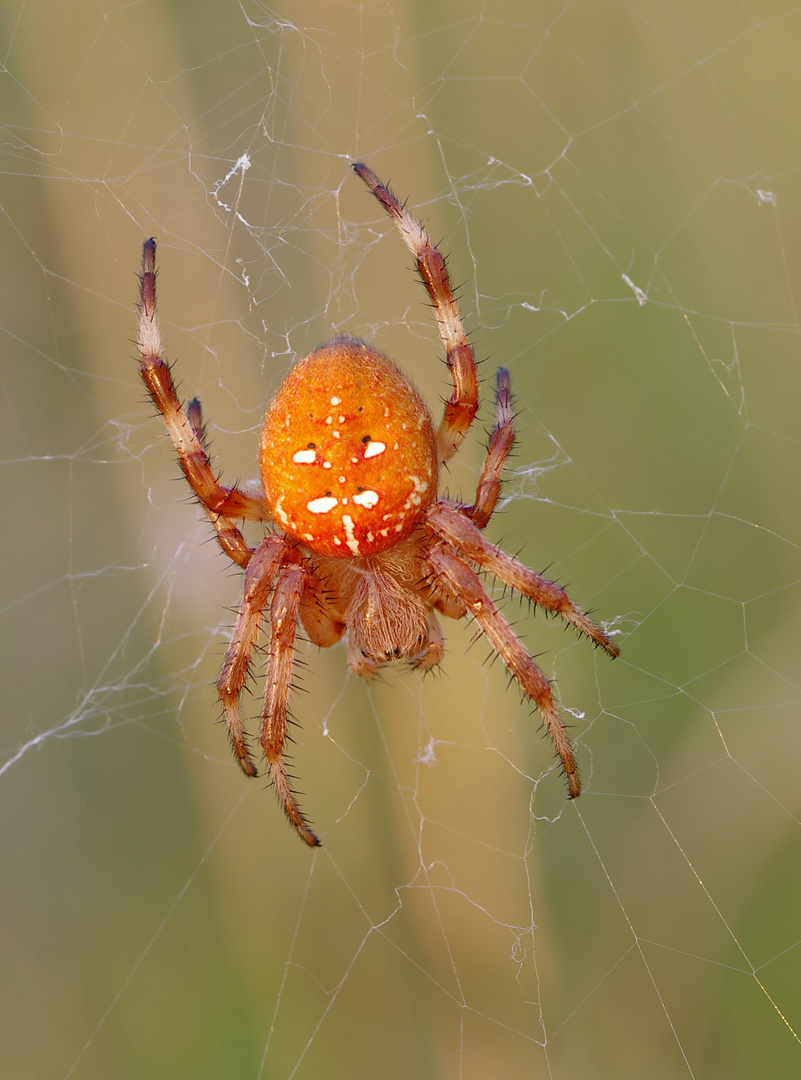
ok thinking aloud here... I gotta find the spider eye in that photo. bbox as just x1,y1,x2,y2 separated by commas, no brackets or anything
307,442,316,449
361,434,371,443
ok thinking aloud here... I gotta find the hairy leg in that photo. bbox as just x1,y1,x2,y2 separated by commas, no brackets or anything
465,367,515,529
259,561,320,847
137,238,270,568
216,536,290,775
427,541,581,798
426,502,620,657
352,163,478,465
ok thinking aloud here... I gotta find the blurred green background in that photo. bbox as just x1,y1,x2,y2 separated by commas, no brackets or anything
2,1,801,1076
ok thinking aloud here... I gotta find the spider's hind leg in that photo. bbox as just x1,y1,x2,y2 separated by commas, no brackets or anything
425,539,582,798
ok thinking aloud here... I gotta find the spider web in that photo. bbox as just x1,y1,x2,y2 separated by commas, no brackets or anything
2,1,801,1076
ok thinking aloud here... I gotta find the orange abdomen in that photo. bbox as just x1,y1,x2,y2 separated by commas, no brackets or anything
260,336,438,557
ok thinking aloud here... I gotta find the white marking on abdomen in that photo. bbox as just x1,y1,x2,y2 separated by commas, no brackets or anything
307,496,338,514
342,514,360,554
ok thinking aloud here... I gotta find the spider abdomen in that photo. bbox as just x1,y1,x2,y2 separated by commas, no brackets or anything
260,336,438,558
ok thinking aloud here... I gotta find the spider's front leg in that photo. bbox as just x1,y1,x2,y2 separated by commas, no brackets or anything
352,163,479,465
137,238,270,568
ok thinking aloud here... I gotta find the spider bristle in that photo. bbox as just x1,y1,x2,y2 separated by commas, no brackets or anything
415,660,446,682
497,613,530,640
482,646,506,673
505,670,522,697
416,567,441,595
448,273,469,296
272,768,309,798
277,748,301,770
368,665,391,685
266,769,315,814
464,621,485,652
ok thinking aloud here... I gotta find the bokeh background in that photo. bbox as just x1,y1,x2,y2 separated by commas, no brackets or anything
3,1,801,1077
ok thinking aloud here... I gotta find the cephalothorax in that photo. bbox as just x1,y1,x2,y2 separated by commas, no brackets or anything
136,162,619,846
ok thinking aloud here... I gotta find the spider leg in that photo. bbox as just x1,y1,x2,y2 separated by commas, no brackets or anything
298,564,347,649
216,535,290,776
137,238,270,568
259,561,320,847
426,541,581,797
352,163,478,465
426,503,620,657
464,366,515,529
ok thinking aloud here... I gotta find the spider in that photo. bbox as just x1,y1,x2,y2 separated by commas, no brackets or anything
136,162,619,846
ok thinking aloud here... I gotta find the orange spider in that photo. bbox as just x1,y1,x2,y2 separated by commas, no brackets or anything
136,162,619,846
